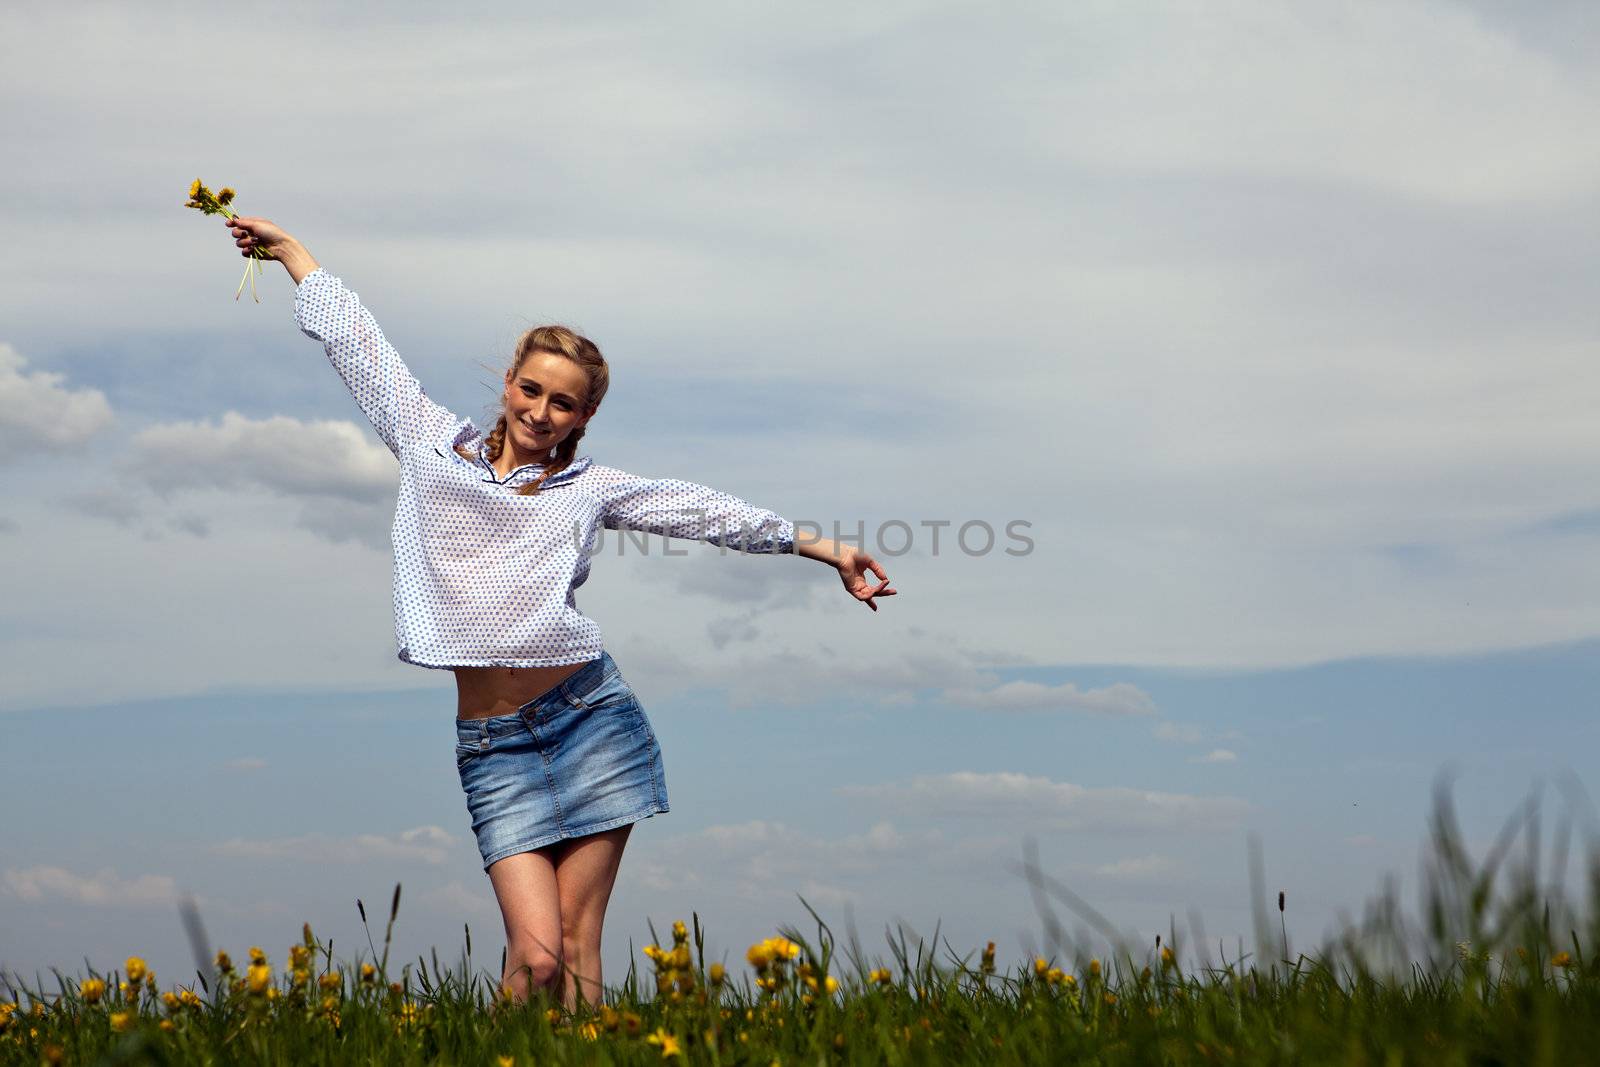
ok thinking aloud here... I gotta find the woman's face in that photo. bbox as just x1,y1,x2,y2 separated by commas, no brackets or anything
502,351,593,457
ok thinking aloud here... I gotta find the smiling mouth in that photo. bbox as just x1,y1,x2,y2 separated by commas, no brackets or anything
521,420,549,434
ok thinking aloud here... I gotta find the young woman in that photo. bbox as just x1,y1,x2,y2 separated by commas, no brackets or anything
221,215,896,1012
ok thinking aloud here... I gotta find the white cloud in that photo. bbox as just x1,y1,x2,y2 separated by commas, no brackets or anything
1190,749,1239,765
211,825,457,866
839,771,1250,833
946,679,1156,716
2,864,182,908
1154,722,1204,744
128,412,395,503
0,342,113,457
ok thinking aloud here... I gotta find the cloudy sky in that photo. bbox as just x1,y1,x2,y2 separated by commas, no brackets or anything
3,1,1599,994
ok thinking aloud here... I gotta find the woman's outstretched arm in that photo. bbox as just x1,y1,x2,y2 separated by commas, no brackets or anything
793,532,898,613
222,215,460,458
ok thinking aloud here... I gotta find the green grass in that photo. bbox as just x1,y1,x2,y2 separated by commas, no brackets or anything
3,779,1597,1065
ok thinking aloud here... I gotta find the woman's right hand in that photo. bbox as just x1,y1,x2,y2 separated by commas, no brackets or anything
222,215,295,260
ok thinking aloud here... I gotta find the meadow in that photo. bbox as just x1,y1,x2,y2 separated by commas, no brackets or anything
3,784,1596,1065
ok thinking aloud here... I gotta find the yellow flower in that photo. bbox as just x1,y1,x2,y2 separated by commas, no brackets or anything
319,971,342,992
159,1019,175,1033
160,992,181,1013
80,979,106,1004
1103,992,1117,1006
215,950,233,972
646,1026,683,1058
981,941,996,974
869,967,893,986
125,956,147,983
578,1021,600,1040
1553,951,1574,969
709,962,726,985
1089,958,1101,978
246,963,272,995
1045,967,1066,986
1161,946,1176,968
824,975,839,994
673,920,688,943
218,187,236,206
497,1057,514,1067
189,179,203,200
248,946,267,964
360,963,377,983
110,1010,133,1032
747,942,772,968
1034,956,1049,978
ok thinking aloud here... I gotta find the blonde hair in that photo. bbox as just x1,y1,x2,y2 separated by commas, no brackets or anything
456,324,610,495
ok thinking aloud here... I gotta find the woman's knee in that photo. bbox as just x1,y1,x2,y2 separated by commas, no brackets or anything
507,944,564,990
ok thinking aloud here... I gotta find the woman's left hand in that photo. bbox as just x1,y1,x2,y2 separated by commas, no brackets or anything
836,547,897,611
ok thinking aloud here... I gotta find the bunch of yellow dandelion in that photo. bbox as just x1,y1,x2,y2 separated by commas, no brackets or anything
746,936,801,995
79,978,106,1005
183,178,271,303
641,919,698,1001
795,960,839,1005
0,1002,15,1034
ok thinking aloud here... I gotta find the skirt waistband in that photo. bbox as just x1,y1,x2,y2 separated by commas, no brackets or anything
454,652,617,742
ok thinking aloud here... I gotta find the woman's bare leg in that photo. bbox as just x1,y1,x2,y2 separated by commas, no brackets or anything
551,824,633,1012
486,848,564,1003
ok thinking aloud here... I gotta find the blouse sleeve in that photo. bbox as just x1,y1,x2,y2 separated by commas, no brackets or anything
293,268,459,458
591,466,795,554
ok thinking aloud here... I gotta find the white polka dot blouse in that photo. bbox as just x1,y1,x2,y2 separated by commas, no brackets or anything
294,267,796,670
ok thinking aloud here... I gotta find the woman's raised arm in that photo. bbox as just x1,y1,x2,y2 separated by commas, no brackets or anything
222,216,460,458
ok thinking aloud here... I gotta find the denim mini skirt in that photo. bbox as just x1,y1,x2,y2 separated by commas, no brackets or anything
454,651,669,872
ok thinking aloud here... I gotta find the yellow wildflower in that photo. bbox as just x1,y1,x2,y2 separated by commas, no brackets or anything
1553,952,1574,969
110,1010,133,1032
246,963,272,995
1103,992,1117,1006
159,1019,175,1033
215,950,233,972
319,971,342,992
125,956,147,983
981,941,996,974
497,1057,514,1067
825,975,839,994
218,187,236,206
160,992,181,1013
1089,958,1101,978
646,1026,683,1058
869,967,893,986
673,920,688,943
80,979,106,1004
709,962,726,985
360,963,377,983
1161,946,1176,968
1034,956,1049,978
747,942,772,968
578,1021,600,1040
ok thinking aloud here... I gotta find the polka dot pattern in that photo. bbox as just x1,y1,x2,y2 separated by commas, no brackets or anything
295,267,796,670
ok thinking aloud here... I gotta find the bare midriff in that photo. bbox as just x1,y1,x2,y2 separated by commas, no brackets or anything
453,662,590,720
